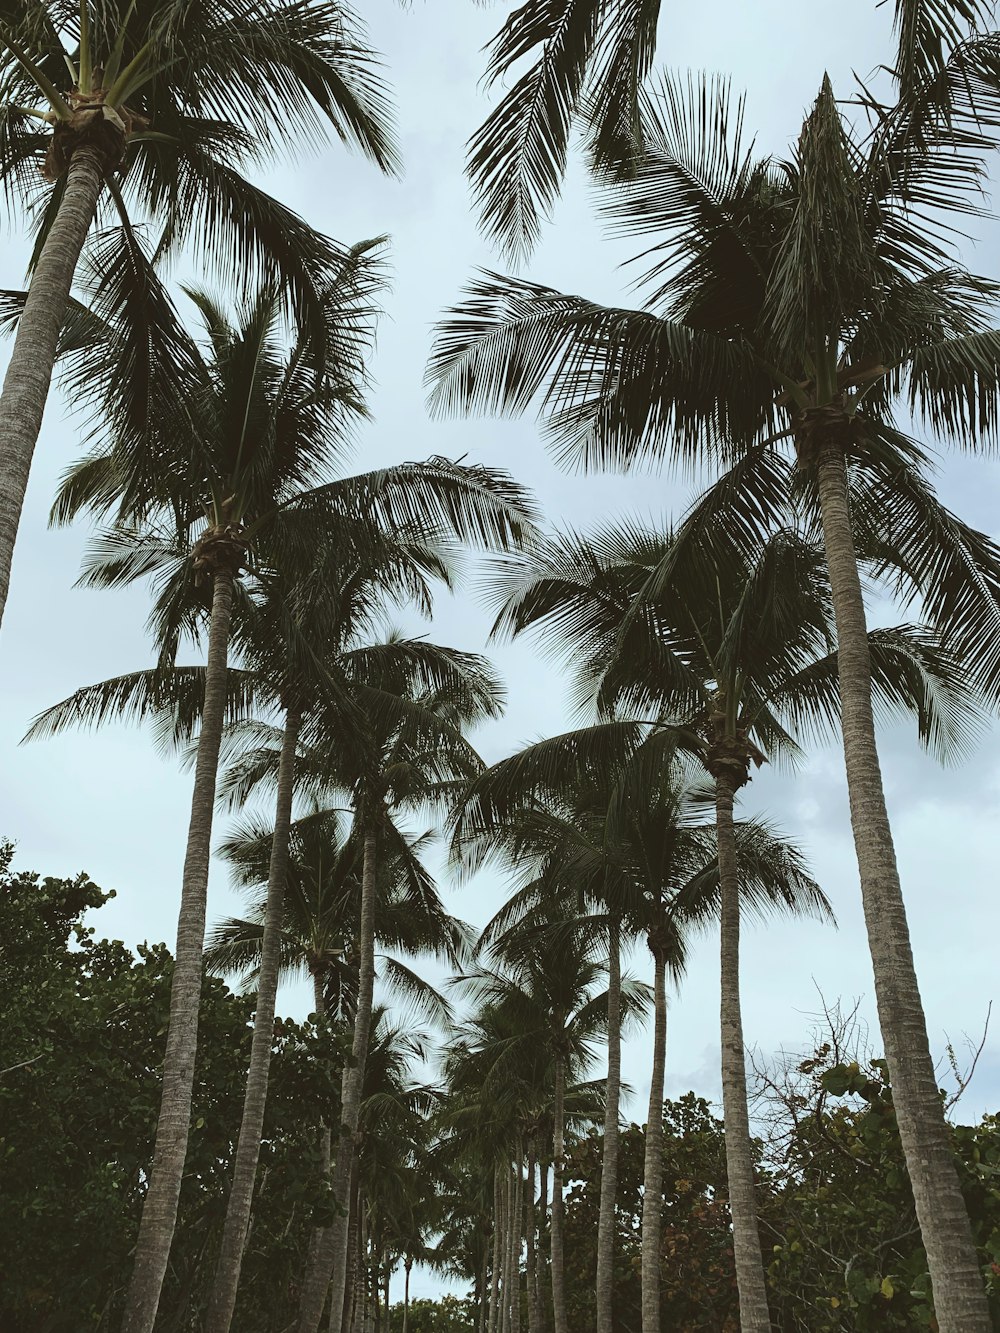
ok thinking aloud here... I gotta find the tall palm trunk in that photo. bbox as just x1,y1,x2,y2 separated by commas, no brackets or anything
478,1247,490,1333
488,1167,502,1333
814,440,989,1330
510,1152,523,1333
402,1259,412,1333
206,705,301,1333
549,1049,568,1333
640,947,667,1333
298,825,379,1333
715,775,771,1332
337,1159,361,1333
123,567,237,1333
304,968,334,1307
502,1166,514,1333
525,1140,538,1333
0,145,108,634
536,1150,548,1331
596,915,622,1333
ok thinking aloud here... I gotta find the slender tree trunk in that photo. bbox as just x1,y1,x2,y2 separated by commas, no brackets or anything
478,1247,490,1333
501,1168,512,1333
596,916,622,1333
0,145,107,634
715,775,771,1332
206,706,301,1333
525,1141,538,1333
814,441,989,1330
550,1051,568,1333
339,1162,361,1333
304,970,335,1313
511,1150,523,1333
488,1167,502,1333
640,949,667,1333
536,1151,548,1333
298,825,379,1333
123,569,237,1333
402,1259,412,1333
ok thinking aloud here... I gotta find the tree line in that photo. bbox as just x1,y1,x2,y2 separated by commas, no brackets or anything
2,2,1000,1331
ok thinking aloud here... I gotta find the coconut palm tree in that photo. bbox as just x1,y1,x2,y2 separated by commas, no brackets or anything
428,58,1000,1324
200,534,474,1333
0,0,399,633
251,644,506,1333
445,945,614,1333
465,0,989,259
455,729,829,1333
28,262,531,1330
485,518,979,1329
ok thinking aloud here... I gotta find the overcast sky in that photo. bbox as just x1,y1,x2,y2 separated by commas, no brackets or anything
3,0,1000,1305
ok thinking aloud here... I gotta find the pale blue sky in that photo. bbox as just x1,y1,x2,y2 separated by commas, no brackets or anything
2,0,1000,1305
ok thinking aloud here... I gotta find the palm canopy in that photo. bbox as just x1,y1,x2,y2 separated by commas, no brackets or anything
484,519,983,767
465,0,988,259
205,806,473,1028
0,0,397,323
452,726,830,956
430,64,1000,690
442,935,614,1153
37,273,535,664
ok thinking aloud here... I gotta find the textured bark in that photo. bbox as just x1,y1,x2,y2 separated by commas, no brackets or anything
0,146,104,634
123,569,236,1333
478,1248,490,1333
336,1161,360,1333
510,1154,523,1333
716,776,771,1332
550,1051,568,1333
206,706,301,1333
402,1260,412,1333
640,949,667,1333
536,1155,548,1331
815,443,990,1330
304,970,335,1320
488,1167,502,1333
596,917,622,1333
298,826,379,1333
525,1142,538,1333
501,1167,513,1333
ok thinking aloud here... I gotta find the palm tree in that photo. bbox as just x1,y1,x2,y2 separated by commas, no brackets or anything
199,535,474,1333
428,57,1000,1325
445,945,613,1333
465,0,990,260
455,728,828,1333
27,255,532,1331
0,0,399,633
207,723,472,1333
263,642,507,1333
485,518,978,1328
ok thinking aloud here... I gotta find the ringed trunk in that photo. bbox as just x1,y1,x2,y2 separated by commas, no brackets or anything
715,774,771,1332
504,1173,512,1333
640,948,667,1333
0,143,108,634
525,1140,538,1333
402,1260,412,1333
488,1166,502,1333
596,915,622,1333
536,1157,552,1333
298,826,380,1333
206,706,302,1333
814,440,989,1330
511,1152,523,1333
550,1050,568,1333
123,567,237,1333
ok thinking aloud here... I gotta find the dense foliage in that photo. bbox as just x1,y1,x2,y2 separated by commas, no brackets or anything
0,848,344,1332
